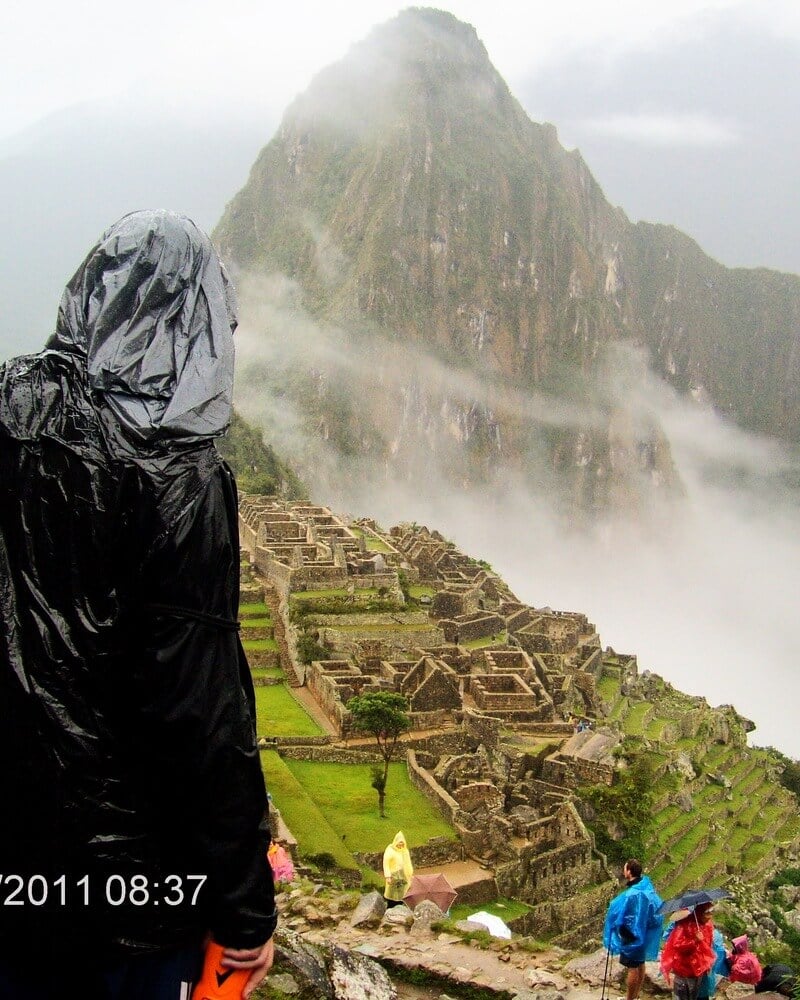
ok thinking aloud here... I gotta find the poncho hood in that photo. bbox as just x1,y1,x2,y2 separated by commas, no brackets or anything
49,209,236,442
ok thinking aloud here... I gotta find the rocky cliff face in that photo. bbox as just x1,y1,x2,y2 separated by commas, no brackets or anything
215,8,799,514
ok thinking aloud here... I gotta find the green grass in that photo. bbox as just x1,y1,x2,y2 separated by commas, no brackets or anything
597,674,621,702
251,667,284,679
610,695,629,723
449,898,532,923
622,701,652,736
260,751,357,869
242,637,278,652
645,716,674,740
463,633,507,650
659,844,726,897
239,601,270,618
408,585,435,598
776,817,800,842
240,616,272,629
253,686,324,737
350,527,394,553
290,587,379,600
282,759,456,851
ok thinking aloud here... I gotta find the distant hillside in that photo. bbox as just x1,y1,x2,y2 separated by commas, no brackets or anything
215,8,800,511
218,409,306,499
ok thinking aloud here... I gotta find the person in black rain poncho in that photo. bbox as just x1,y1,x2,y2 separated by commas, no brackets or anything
0,210,276,999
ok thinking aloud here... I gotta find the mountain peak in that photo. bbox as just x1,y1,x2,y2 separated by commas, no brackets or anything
217,6,800,484
285,6,512,139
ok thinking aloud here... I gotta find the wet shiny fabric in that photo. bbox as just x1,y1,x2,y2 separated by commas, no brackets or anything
0,211,276,957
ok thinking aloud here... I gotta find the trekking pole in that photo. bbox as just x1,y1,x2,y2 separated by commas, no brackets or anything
600,947,612,1000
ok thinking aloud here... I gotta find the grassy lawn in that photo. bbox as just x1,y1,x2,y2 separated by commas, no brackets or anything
240,616,272,629
660,844,726,897
450,897,532,923
239,601,270,618
261,751,357,869
282,759,456,852
597,674,621,702
253,686,324,738
645,716,674,740
350,527,394,553
408,585,435,598
251,666,285,680
776,816,800,841
463,633,507,649
242,637,278,652
742,841,772,866
622,701,652,736
609,695,629,723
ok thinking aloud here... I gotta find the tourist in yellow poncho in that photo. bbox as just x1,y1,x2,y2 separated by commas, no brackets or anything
383,831,413,907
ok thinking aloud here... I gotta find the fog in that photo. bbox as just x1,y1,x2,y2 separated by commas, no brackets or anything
1,4,797,759
234,272,800,759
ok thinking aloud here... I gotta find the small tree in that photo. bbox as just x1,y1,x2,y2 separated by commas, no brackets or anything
346,691,411,817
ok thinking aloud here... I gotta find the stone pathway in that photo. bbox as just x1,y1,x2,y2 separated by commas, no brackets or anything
306,921,595,999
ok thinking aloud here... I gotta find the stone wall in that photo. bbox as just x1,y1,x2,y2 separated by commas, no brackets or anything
507,879,614,942
407,750,465,826
277,745,382,764
354,835,464,872
439,612,505,645
462,709,503,749
402,658,461,712
432,588,479,619
470,673,539,712
541,753,615,788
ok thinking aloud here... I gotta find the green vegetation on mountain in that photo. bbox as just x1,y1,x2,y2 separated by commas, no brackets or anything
214,7,800,513
218,409,306,497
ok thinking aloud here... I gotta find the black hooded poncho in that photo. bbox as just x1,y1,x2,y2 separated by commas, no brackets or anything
0,210,276,957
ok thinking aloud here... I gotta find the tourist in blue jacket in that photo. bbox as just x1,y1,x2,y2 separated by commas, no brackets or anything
604,859,664,1000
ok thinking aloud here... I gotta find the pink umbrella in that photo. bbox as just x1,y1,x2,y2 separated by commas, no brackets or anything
403,872,458,912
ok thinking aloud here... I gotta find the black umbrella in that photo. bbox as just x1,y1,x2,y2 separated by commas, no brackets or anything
657,888,732,916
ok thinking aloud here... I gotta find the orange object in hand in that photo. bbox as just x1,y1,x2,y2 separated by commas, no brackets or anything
191,941,249,1000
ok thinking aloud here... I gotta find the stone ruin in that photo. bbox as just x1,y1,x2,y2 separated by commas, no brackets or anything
238,501,629,939
239,500,619,744
239,497,402,599
405,713,616,943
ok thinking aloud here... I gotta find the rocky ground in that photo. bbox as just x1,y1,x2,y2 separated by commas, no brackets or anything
250,880,780,1000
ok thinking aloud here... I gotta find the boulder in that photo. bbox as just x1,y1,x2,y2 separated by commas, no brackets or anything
382,903,413,926
328,945,397,1000
412,899,446,926
274,928,334,1000
350,890,387,928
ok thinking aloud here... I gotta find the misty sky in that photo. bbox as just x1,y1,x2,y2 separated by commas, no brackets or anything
2,0,799,275
233,282,800,759
2,1,800,756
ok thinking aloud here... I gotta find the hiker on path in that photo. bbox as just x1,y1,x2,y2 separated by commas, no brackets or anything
383,831,414,907
661,915,728,1000
660,902,717,1000
0,210,276,999
603,859,664,1000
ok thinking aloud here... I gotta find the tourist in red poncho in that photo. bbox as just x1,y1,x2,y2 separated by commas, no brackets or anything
660,902,717,1000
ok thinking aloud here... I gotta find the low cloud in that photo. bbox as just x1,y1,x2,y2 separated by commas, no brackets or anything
233,272,800,759
579,111,741,147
